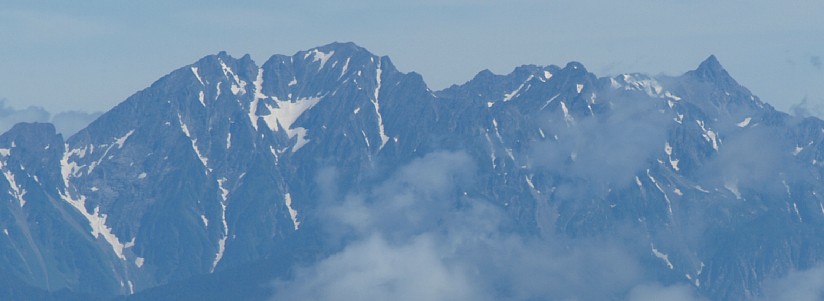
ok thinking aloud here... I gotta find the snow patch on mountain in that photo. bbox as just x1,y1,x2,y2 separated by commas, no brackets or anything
178,114,210,173
652,244,675,270
191,67,204,86
218,59,246,95
737,117,752,127
212,177,231,272
135,257,144,268
284,193,300,230
113,130,134,149
260,97,321,152
60,190,127,260
664,142,679,171
504,75,533,102
696,120,719,151
1,166,26,207
560,101,574,125
340,57,351,78
306,49,335,69
371,62,389,149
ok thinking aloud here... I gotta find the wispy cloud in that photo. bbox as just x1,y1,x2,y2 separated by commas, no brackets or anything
628,283,707,301
271,151,705,300
0,99,50,132
759,265,824,301
790,96,824,119
529,90,671,192
0,99,100,136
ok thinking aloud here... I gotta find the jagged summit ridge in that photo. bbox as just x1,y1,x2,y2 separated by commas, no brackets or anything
685,54,740,86
698,54,723,71
1,43,822,301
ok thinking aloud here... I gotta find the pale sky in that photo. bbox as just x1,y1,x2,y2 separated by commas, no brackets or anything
1,1,823,115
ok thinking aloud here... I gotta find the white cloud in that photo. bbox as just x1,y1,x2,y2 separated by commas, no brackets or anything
760,265,824,301
627,283,707,301
271,234,482,301
271,150,704,300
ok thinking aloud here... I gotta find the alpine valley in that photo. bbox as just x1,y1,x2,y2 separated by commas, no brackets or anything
3,42,824,301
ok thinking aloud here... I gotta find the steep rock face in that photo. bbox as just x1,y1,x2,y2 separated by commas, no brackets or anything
9,42,439,295
0,123,125,295
2,43,824,300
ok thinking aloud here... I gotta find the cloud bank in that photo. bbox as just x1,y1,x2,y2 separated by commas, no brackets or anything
270,151,705,301
759,265,824,301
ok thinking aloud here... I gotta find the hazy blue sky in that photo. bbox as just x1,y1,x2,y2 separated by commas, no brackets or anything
1,1,823,114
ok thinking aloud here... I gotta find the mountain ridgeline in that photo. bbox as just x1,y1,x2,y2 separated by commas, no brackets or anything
2,43,824,300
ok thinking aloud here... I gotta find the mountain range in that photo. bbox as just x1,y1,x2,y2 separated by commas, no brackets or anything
2,42,824,300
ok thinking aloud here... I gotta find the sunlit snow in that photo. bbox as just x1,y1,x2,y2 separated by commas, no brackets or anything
307,49,335,69
191,67,204,86
261,97,322,152
737,117,752,127
651,244,675,270
370,63,389,149
284,193,300,230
